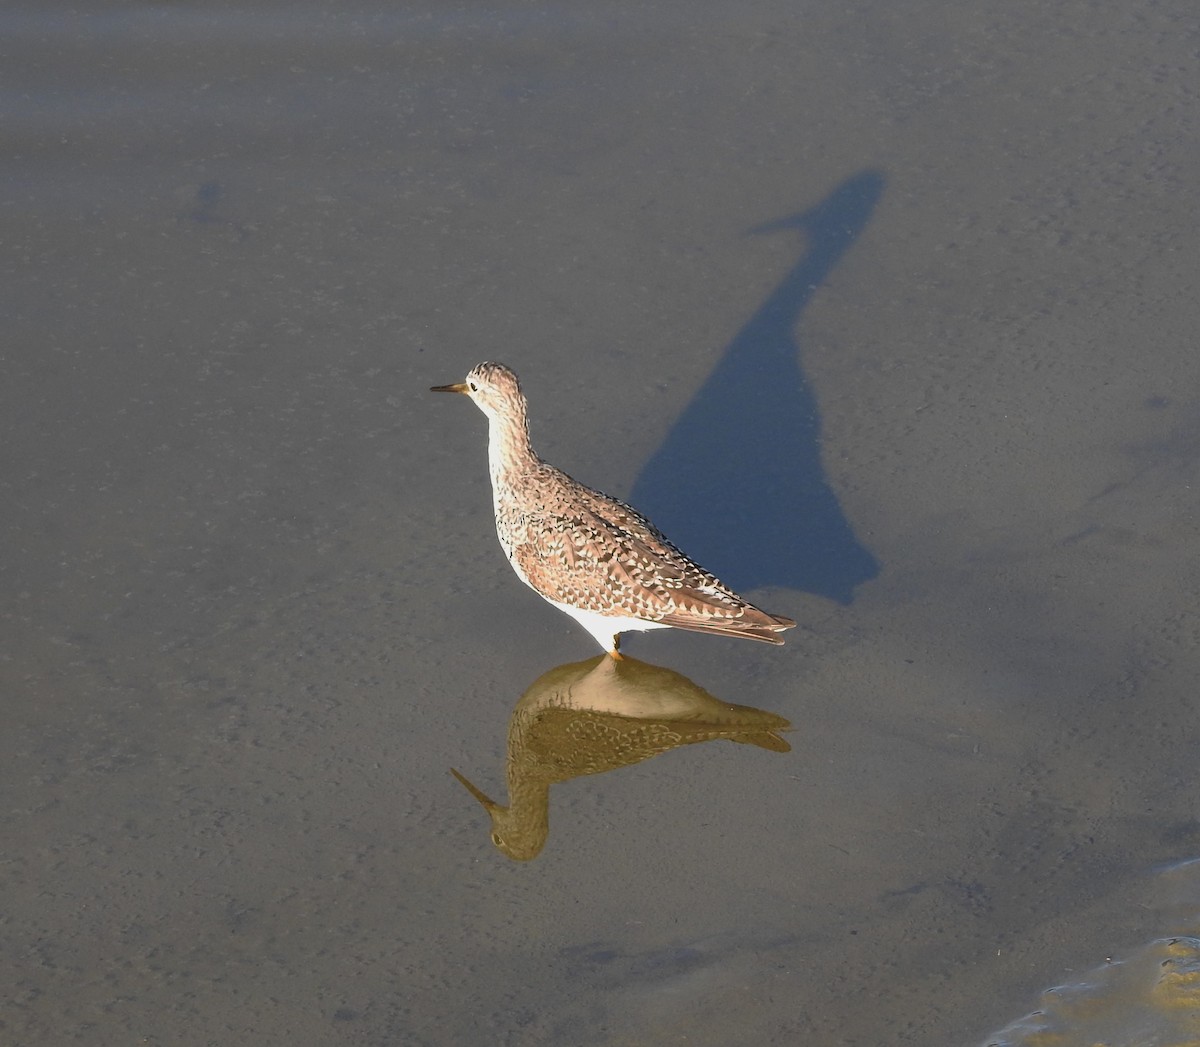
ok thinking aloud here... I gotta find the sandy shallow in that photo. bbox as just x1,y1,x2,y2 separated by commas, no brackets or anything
4,2,1200,1044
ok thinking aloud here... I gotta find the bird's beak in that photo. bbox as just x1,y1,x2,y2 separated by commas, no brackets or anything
430,382,469,394
450,768,500,812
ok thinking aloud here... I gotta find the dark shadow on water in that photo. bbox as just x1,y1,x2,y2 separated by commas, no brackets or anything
630,170,885,604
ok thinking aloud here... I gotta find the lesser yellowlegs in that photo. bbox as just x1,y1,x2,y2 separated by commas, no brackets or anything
431,362,795,655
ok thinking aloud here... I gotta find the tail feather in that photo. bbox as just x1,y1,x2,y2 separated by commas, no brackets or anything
655,611,795,645
734,731,792,753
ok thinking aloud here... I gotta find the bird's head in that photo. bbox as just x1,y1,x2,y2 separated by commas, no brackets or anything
431,361,524,422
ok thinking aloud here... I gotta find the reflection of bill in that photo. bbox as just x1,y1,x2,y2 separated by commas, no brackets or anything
452,655,791,861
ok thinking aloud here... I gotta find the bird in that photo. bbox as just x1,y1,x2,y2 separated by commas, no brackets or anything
430,362,795,656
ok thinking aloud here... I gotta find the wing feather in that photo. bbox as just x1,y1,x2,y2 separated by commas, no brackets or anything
505,466,793,636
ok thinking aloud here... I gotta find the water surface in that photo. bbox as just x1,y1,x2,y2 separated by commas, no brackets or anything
3,2,1200,1044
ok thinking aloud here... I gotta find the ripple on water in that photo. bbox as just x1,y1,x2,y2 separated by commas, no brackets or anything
983,860,1200,1047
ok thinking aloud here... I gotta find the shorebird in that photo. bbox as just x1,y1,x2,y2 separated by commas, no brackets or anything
430,362,795,655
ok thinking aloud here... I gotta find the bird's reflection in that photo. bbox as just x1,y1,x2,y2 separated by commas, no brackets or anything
452,654,791,861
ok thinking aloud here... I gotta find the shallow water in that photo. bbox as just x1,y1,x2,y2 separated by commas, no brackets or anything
4,2,1200,1044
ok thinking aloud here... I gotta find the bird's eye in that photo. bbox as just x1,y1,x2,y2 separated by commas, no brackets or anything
469,382,478,392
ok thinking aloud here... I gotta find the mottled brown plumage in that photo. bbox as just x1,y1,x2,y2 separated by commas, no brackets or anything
431,361,795,654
